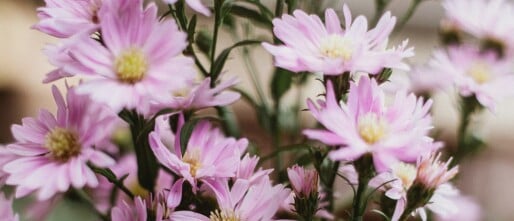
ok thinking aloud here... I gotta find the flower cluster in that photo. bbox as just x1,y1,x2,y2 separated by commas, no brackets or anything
0,0,497,220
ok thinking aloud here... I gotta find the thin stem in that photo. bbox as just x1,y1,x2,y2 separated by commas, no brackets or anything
242,47,269,108
210,0,223,80
351,155,375,221
396,0,423,32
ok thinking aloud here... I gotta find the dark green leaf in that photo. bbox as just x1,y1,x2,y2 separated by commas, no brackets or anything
211,40,261,82
187,15,197,43
91,167,117,181
179,119,201,156
195,30,213,57
271,68,293,102
229,5,272,27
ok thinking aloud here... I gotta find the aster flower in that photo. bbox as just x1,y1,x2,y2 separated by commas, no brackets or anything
66,1,195,114
262,5,413,75
304,76,438,172
414,153,459,190
380,153,459,221
235,153,273,185
407,65,454,95
442,0,514,53
111,189,209,221
286,165,334,220
0,193,18,221
426,45,514,110
287,165,318,198
4,86,116,200
205,178,291,221
149,116,247,190
150,76,240,112
33,0,141,38
435,195,482,221
163,0,211,16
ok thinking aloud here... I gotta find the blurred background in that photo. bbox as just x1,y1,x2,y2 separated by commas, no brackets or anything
1,0,513,220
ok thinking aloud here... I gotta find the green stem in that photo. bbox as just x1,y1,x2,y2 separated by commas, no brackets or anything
209,0,224,87
454,95,482,164
396,0,423,31
351,155,375,221
73,189,109,221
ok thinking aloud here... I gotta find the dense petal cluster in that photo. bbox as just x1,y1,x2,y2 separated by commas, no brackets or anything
150,115,247,189
206,179,291,221
304,76,438,172
424,45,514,110
442,0,514,52
52,1,195,114
3,86,116,200
263,5,413,75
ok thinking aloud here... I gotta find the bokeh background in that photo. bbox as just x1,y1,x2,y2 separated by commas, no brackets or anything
1,0,513,220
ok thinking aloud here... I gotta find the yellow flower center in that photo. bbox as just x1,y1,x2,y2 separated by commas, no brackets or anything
183,148,202,177
115,48,148,84
210,209,241,221
44,128,81,161
392,163,417,189
319,35,353,60
357,113,388,144
467,63,491,84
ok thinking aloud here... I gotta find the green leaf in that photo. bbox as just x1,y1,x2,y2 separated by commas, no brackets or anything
210,40,261,82
271,68,293,102
229,5,272,27
195,30,213,57
179,119,201,156
187,15,197,43
91,167,117,181
371,209,392,221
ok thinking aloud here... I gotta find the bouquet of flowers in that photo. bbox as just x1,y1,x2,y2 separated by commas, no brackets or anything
2,0,513,220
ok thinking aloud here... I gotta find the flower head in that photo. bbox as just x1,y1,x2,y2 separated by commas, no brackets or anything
111,190,209,221
304,76,438,172
149,115,247,190
151,76,240,112
287,165,319,198
65,1,195,113
442,0,514,54
415,153,459,190
235,154,273,185
426,45,514,111
262,5,413,75
4,86,116,200
205,178,291,221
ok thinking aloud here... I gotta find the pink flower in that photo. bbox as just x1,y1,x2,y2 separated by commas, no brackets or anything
415,153,459,190
374,154,459,221
304,76,438,172
235,154,273,185
149,115,247,190
163,0,211,16
407,65,454,95
262,5,413,75
426,45,514,110
435,195,482,221
33,0,141,38
151,77,240,112
442,0,514,51
287,165,318,197
0,193,18,221
65,2,195,113
205,178,291,221
4,86,116,200
111,190,209,221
